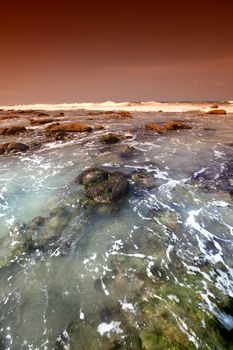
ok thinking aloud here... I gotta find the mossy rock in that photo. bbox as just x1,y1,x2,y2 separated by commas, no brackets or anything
76,168,129,204
86,172,129,204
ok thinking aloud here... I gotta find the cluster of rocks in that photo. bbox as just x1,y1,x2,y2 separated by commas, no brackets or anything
145,120,192,133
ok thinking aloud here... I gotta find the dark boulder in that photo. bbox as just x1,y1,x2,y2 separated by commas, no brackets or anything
86,172,129,203
99,133,121,144
76,168,129,204
0,143,9,154
79,168,109,187
7,142,29,152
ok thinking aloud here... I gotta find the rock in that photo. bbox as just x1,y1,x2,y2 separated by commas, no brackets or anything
75,168,106,184
95,124,104,130
45,123,61,137
163,121,192,131
206,109,227,115
131,171,154,189
76,168,129,204
0,126,27,135
49,123,92,133
102,111,133,120
38,112,49,117
8,126,26,134
29,216,47,229
7,142,29,152
53,112,64,117
117,111,133,118
0,143,9,154
210,103,219,109
203,128,217,131
119,145,135,158
99,133,121,144
0,115,19,120
145,123,164,133
86,172,129,203
76,168,109,186
46,122,60,130
17,109,35,114
30,117,54,125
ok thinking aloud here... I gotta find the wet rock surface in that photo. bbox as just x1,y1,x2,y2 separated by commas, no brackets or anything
77,168,129,204
99,133,121,144
145,120,192,133
207,109,227,115
0,142,29,153
0,126,27,135
48,123,92,133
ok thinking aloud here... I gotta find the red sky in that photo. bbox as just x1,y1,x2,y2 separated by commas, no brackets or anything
0,0,233,104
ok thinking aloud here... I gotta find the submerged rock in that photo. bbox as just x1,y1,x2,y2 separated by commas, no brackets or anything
189,159,233,194
28,216,47,229
131,171,154,189
206,109,227,115
119,145,135,159
76,168,129,204
99,133,121,144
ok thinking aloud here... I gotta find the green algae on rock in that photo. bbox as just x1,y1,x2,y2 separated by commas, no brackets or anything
76,168,129,204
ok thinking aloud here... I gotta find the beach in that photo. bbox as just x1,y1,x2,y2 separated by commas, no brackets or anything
0,101,233,349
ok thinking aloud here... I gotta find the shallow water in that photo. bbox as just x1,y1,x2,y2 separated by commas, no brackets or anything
0,109,233,349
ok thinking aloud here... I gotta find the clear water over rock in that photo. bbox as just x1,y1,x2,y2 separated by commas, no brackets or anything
0,105,233,349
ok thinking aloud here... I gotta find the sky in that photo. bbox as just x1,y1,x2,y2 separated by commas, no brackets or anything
0,0,233,104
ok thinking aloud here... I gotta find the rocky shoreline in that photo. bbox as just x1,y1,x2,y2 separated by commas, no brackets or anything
0,106,233,350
